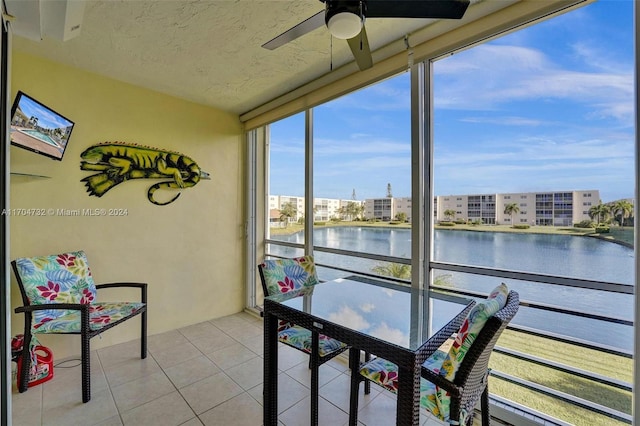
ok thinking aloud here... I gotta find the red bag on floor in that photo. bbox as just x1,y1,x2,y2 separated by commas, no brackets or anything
12,335,54,388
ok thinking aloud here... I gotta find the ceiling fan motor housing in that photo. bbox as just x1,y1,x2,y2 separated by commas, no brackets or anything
324,1,366,39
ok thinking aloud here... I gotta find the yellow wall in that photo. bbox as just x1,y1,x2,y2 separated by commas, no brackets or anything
9,51,245,359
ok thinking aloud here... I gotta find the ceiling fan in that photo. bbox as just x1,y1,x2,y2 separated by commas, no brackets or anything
262,0,471,71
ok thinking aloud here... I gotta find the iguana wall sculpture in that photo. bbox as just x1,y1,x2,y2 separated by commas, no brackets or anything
80,142,210,205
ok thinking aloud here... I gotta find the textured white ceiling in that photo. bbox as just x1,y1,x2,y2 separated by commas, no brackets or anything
10,0,465,114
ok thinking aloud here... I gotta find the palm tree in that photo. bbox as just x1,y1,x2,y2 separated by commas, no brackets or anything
588,201,610,226
345,201,362,221
395,212,407,222
443,209,456,221
372,262,411,279
504,203,520,226
354,203,364,221
336,205,347,220
278,202,297,228
371,265,454,288
610,200,633,227
433,273,454,287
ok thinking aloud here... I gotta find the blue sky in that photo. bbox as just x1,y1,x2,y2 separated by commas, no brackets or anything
15,94,74,130
270,0,634,203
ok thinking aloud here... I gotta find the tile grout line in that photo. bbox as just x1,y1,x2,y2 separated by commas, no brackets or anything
175,321,273,424
93,349,123,426
168,327,208,425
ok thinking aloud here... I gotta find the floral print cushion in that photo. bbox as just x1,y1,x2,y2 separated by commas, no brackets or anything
359,349,448,395
260,257,346,357
359,352,455,422
32,302,145,333
278,325,347,357
260,256,319,296
488,283,509,310
440,299,500,380
420,378,471,425
359,287,509,423
359,357,401,394
440,284,508,380
14,251,97,326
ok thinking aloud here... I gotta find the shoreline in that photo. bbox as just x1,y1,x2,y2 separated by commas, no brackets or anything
270,222,634,248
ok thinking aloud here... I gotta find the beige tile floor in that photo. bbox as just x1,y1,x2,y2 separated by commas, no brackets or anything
11,312,448,426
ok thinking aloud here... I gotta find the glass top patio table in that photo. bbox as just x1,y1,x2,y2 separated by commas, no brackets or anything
262,275,473,426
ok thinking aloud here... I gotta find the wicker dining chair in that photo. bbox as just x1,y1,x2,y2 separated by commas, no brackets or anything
258,255,370,424
350,288,519,426
12,250,147,403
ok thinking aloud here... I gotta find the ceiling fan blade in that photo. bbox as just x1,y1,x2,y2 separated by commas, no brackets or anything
366,0,470,19
347,26,373,71
262,10,325,50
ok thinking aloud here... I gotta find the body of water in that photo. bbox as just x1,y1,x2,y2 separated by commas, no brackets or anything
270,227,635,351
20,129,58,146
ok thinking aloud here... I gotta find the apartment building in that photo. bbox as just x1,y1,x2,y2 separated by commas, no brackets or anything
272,190,598,226
363,197,412,222
268,195,364,224
314,197,342,221
436,190,599,226
267,195,305,225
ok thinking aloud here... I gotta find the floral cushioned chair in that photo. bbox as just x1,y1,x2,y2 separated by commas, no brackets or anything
350,284,519,426
12,250,147,403
258,256,370,424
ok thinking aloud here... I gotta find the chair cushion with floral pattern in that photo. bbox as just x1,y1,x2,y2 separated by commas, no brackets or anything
278,325,347,357
14,251,97,326
360,286,510,423
260,256,319,296
359,349,448,395
440,283,508,380
32,302,146,334
359,352,456,422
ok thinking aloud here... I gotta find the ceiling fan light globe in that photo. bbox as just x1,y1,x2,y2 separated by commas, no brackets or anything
327,12,362,39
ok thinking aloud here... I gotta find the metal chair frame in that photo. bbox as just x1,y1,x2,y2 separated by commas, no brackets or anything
11,259,147,403
350,291,520,425
258,257,370,426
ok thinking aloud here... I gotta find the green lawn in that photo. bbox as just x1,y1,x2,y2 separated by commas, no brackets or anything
490,330,632,425
592,227,634,247
269,220,633,424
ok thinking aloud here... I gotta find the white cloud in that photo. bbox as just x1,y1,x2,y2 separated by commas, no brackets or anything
459,116,546,127
434,44,633,123
369,322,408,347
314,138,410,156
327,306,370,331
359,303,375,313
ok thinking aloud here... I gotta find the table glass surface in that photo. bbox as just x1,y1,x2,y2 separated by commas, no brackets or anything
265,276,469,352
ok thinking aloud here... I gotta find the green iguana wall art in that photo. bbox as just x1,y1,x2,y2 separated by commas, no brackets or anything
80,142,210,206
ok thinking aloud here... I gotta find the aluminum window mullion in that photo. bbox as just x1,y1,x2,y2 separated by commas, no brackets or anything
633,2,639,424
304,109,313,255
411,62,425,291
245,129,257,309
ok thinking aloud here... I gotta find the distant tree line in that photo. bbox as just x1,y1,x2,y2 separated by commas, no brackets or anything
588,199,634,227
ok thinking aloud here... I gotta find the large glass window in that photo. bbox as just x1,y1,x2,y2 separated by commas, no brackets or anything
313,73,411,281
251,1,635,425
433,1,634,424
263,74,412,283
266,111,306,254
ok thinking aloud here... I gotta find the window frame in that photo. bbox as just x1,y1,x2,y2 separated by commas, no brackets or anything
245,2,639,424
